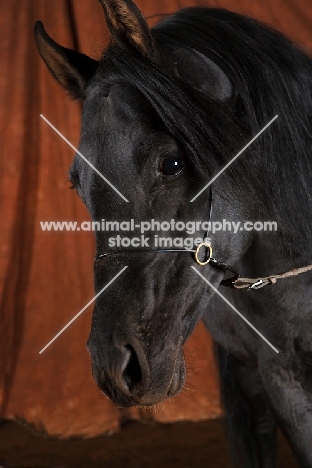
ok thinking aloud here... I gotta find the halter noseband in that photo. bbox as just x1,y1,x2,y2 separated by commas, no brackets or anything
95,240,240,288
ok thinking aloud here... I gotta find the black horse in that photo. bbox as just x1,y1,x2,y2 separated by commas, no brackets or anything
35,1,312,466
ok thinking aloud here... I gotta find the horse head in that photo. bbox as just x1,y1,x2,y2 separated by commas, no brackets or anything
35,0,264,407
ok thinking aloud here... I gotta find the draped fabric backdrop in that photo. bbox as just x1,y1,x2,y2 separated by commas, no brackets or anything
0,0,311,436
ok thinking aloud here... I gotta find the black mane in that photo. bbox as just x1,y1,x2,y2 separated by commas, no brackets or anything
99,7,312,247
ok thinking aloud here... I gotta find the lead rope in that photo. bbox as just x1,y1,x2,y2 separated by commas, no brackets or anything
193,231,312,291
231,265,312,290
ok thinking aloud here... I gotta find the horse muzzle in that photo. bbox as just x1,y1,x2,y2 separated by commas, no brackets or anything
89,337,186,407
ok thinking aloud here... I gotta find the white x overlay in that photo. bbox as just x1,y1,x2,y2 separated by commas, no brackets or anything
39,114,280,355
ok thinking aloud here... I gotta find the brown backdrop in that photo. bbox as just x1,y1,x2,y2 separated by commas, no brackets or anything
1,0,311,437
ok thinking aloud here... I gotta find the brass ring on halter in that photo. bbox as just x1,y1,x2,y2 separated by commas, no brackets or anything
194,242,212,266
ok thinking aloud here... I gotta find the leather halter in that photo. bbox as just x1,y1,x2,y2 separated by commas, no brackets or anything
95,189,240,287
94,191,312,291
95,243,240,288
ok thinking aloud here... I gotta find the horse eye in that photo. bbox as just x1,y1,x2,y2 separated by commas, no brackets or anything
159,156,184,176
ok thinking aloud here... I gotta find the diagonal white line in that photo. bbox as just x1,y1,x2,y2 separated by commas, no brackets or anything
40,114,129,203
39,266,128,354
190,115,278,202
191,266,279,353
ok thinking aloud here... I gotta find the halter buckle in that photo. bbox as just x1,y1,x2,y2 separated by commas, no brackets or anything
195,242,212,266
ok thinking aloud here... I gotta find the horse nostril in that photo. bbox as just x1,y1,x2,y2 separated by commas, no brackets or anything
122,344,143,392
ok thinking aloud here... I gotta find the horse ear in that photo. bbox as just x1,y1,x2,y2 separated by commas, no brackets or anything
98,0,156,59
34,21,99,100
173,48,233,102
